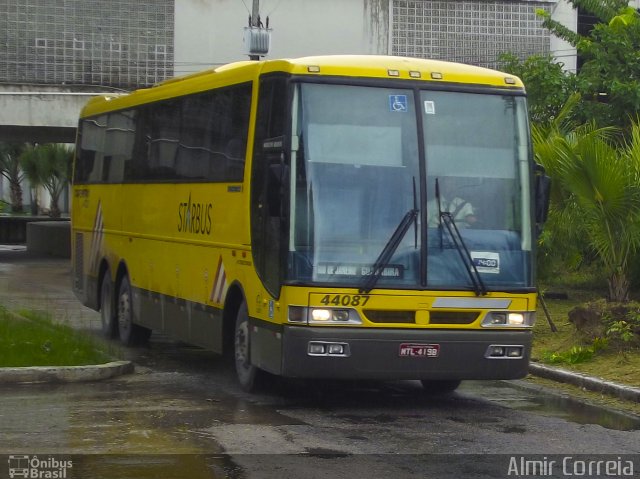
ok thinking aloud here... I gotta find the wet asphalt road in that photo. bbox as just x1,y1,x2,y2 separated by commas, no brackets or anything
0,250,639,478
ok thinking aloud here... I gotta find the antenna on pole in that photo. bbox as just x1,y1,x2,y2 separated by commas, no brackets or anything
244,0,271,60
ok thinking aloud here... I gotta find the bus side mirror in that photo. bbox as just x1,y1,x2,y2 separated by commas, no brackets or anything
534,164,551,226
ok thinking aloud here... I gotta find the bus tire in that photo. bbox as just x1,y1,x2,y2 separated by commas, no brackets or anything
234,301,264,392
117,275,151,346
420,379,461,394
99,269,118,339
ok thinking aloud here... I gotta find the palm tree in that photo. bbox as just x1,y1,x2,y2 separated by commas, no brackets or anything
0,142,26,213
535,119,640,301
20,144,73,218
532,94,590,275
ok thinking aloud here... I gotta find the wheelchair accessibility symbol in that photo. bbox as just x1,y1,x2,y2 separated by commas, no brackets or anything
389,94,408,112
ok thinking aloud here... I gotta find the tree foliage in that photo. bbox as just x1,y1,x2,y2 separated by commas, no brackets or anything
499,53,576,125
534,119,640,302
537,0,640,132
20,144,73,218
0,143,26,213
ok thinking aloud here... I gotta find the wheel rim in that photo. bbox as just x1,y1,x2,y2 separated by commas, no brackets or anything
235,319,250,371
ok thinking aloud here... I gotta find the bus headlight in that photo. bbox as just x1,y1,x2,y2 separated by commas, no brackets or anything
485,344,525,359
482,312,535,328
288,306,362,325
311,308,332,321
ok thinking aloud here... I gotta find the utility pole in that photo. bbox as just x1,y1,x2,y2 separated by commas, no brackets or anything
244,0,270,61
250,0,260,61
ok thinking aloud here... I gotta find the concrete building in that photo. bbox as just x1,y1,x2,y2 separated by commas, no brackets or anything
0,0,636,211
175,0,560,74
4,0,629,88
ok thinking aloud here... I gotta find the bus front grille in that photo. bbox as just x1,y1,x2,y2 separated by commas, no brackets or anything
363,310,415,324
363,310,479,325
429,312,478,324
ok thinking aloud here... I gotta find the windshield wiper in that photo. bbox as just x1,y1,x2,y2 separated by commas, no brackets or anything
435,178,487,296
359,207,418,294
360,178,419,294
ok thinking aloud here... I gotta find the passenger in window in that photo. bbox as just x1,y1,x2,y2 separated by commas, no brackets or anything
427,181,477,228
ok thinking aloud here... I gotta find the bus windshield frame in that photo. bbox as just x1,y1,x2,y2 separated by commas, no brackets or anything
286,79,534,293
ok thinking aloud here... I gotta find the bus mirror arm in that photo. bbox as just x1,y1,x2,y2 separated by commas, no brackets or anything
534,164,551,228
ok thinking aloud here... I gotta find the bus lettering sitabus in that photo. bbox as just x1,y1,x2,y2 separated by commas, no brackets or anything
72,55,549,393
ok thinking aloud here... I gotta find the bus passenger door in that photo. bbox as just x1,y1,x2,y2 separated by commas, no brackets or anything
251,76,289,299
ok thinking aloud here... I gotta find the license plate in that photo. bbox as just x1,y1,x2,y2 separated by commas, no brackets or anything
399,343,440,358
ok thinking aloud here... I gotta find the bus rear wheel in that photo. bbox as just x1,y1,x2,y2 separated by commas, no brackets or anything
117,275,151,346
100,269,118,339
234,301,265,392
420,380,461,394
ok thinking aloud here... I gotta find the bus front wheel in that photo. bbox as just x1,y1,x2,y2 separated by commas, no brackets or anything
100,269,117,339
117,275,151,346
234,302,265,392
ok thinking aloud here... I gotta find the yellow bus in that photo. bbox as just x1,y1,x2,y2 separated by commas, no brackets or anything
72,55,549,393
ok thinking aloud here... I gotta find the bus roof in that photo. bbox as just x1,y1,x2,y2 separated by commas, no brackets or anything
80,55,524,118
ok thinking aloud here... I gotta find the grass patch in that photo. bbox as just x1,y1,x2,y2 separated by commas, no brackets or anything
533,282,640,387
0,307,118,367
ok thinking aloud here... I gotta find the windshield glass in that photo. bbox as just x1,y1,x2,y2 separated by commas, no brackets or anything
287,82,533,290
288,83,421,287
423,91,532,289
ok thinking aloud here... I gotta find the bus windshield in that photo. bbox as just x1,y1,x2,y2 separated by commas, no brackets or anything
288,82,533,291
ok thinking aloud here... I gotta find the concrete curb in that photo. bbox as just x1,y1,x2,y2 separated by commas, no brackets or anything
529,362,640,402
0,360,134,384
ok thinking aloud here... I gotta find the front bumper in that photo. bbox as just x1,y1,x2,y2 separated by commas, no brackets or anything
281,326,532,380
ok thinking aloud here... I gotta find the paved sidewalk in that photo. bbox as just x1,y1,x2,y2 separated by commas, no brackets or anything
0,247,100,332
529,362,640,402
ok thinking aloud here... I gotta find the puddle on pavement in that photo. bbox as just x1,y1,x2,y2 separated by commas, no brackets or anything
460,380,640,431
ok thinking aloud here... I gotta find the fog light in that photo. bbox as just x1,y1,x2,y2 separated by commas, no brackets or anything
327,344,345,355
486,344,525,359
308,343,326,355
311,309,332,321
308,342,350,357
488,346,505,357
506,346,523,358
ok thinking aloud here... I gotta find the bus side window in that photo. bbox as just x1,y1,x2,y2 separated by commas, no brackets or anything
77,115,108,184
